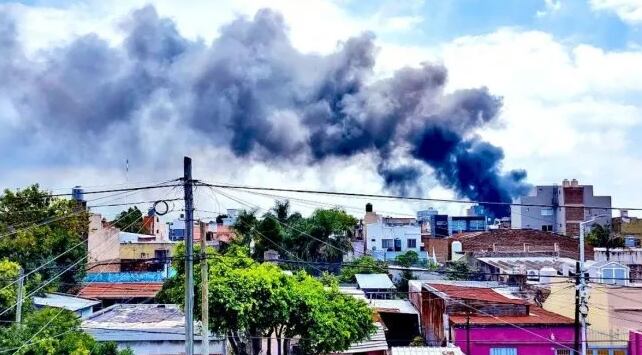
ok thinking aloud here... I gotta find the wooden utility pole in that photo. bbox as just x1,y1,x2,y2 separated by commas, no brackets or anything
184,157,195,355
200,221,209,355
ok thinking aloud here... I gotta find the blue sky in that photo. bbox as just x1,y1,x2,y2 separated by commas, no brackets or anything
1,0,642,218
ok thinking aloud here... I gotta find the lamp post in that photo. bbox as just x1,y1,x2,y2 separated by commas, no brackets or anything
578,213,610,355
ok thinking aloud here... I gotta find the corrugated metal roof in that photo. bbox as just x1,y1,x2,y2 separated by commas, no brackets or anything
84,270,175,283
33,293,100,312
477,256,576,274
449,306,574,326
78,282,163,299
355,274,395,289
391,346,464,355
338,286,368,301
368,299,419,315
339,322,388,353
426,283,527,305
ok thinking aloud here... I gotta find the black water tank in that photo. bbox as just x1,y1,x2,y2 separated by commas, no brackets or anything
365,203,373,213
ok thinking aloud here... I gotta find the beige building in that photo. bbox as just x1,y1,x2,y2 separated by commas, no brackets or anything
544,280,642,352
87,213,176,273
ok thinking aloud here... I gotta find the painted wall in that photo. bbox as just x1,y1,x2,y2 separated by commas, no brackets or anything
87,214,121,272
119,242,175,259
630,330,642,355
453,325,574,355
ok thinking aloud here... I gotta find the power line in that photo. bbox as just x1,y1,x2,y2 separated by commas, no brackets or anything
198,181,642,212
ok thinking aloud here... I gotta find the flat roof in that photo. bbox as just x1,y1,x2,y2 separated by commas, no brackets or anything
33,293,100,312
368,299,419,315
355,274,395,290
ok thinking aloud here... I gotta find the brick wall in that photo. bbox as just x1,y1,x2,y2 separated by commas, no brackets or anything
566,222,580,237
566,207,585,221
564,187,584,204
424,238,451,262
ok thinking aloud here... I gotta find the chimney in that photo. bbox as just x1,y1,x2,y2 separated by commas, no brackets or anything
562,179,570,187
571,178,579,187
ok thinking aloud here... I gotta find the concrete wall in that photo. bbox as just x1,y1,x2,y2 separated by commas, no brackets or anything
114,339,223,354
511,186,557,232
87,214,121,272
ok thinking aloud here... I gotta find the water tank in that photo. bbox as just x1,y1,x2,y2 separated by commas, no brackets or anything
366,203,373,213
71,186,84,201
571,178,579,187
451,241,463,260
539,267,557,285
562,179,570,187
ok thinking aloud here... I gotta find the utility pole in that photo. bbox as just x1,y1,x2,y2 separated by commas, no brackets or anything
184,157,195,355
15,267,24,324
574,261,580,354
466,311,471,355
200,221,209,355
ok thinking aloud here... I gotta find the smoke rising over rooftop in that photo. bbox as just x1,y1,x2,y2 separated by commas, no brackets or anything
0,6,528,216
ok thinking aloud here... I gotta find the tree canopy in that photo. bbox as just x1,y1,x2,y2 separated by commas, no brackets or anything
586,224,624,249
233,201,356,263
111,206,148,234
339,256,388,283
0,185,89,294
0,307,132,355
159,245,375,355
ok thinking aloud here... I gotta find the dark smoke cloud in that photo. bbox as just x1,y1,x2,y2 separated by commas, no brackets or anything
0,5,528,217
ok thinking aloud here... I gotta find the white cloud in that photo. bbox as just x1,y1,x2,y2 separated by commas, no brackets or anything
536,0,562,17
590,0,642,24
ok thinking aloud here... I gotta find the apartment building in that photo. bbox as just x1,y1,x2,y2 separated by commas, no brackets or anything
511,179,611,236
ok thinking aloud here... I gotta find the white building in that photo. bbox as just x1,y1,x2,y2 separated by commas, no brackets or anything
366,216,426,261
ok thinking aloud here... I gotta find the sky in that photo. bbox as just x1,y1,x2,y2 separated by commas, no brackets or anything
1,0,642,219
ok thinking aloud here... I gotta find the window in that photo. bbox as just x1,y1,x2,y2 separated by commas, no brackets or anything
625,236,641,248
542,225,553,232
140,252,147,258
541,208,554,216
451,220,466,232
382,239,393,251
407,239,417,248
597,350,609,355
490,348,516,355
602,267,627,285
555,350,571,355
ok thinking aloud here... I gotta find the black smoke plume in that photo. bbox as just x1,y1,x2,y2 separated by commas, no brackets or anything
0,6,528,217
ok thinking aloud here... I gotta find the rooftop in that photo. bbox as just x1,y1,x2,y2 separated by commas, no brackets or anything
33,293,100,312
355,274,395,290
477,256,576,274
424,283,528,305
337,322,388,354
77,282,163,299
453,229,589,259
368,299,419,315
448,306,574,326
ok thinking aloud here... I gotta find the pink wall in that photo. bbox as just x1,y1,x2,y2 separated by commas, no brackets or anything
630,330,642,355
453,326,575,355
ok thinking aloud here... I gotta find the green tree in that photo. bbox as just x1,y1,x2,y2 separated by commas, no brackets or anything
0,185,89,293
0,308,131,355
395,250,419,267
445,260,475,280
586,224,623,259
159,245,375,355
339,256,388,283
111,207,148,234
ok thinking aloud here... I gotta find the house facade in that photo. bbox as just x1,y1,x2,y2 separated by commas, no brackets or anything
366,216,426,261
409,281,575,355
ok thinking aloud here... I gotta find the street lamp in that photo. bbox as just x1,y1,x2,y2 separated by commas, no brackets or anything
578,213,610,355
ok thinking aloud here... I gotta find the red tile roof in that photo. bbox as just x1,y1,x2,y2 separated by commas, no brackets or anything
452,229,590,259
77,283,163,299
449,306,574,326
426,284,527,305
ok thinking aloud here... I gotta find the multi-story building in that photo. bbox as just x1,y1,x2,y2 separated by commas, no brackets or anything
367,216,425,261
511,179,612,236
